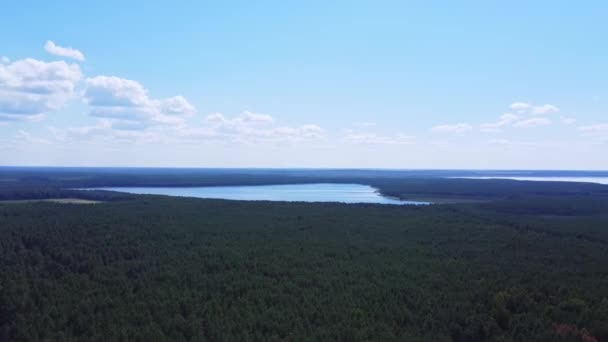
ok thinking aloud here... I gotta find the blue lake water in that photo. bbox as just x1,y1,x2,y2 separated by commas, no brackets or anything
452,177,608,184
86,183,428,205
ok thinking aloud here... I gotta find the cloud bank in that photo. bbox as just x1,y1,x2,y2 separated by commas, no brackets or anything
431,123,473,135
84,75,196,129
0,58,82,121
44,41,85,62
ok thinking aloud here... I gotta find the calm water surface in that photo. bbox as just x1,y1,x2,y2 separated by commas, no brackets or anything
453,177,608,184
87,183,428,205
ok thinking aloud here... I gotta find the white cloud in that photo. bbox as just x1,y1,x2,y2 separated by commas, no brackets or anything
343,131,414,145
56,108,324,145
480,113,518,132
50,119,161,145
510,102,559,115
353,122,377,127
193,122,323,144
3,43,324,149
531,104,559,115
44,41,85,62
201,111,323,143
273,124,324,140
85,76,148,107
484,139,566,147
478,103,559,132
204,110,274,129
83,76,196,128
0,58,82,121
1,56,9,64
205,112,227,124
513,118,551,128
500,113,519,122
160,96,196,117
510,102,531,111
431,123,472,134
241,110,273,123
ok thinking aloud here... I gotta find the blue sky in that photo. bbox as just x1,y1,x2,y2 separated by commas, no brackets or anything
1,0,607,168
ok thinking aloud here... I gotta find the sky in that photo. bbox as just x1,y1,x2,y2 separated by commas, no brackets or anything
1,0,607,169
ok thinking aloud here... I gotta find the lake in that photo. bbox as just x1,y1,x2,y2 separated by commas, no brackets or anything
85,183,428,205
452,176,608,184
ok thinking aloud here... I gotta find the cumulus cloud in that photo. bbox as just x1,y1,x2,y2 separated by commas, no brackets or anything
241,110,274,123
85,76,148,107
204,111,274,129
191,121,324,144
484,139,565,147
44,41,85,62
273,124,324,140
431,123,472,134
0,58,82,121
513,118,551,128
480,113,518,132
50,119,162,145
353,122,377,127
160,96,196,116
531,104,559,115
510,101,559,115
1,56,9,64
55,108,324,145
83,76,196,128
205,112,227,125
202,111,323,143
510,102,531,111
3,43,324,148
478,103,559,132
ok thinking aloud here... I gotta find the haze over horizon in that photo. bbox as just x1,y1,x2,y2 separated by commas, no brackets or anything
1,1,607,169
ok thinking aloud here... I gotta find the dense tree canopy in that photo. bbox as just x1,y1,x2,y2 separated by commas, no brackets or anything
0,169,607,341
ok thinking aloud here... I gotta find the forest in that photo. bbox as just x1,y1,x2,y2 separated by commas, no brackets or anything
0,168,607,341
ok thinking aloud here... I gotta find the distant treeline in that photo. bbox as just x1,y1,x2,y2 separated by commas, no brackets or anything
0,183,133,201
2,168,608,209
